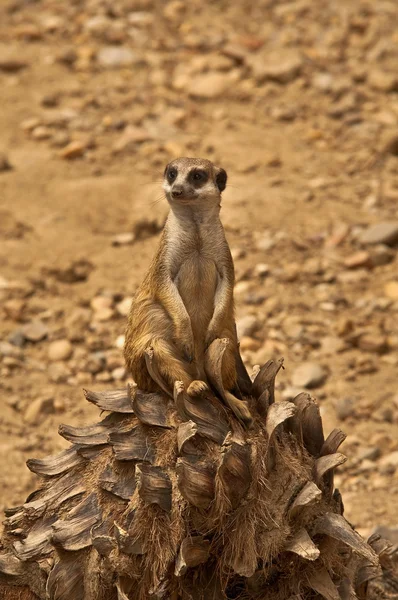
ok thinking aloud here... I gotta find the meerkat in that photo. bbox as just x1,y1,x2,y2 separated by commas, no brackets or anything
124,157,252,425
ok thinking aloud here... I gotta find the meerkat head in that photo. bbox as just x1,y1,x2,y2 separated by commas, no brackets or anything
163,157,227,208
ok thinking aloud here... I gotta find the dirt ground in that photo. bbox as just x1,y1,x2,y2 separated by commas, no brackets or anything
0,0,397,539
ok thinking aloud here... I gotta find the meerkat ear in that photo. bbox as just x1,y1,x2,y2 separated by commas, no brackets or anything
216,168,227,192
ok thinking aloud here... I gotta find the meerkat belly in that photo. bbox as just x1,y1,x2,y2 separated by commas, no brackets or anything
176,255,217,338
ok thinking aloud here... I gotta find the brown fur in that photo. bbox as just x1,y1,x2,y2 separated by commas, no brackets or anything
0,585,38,600
124,157,251,423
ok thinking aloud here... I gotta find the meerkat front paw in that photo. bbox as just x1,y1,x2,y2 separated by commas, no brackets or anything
187,380,209,397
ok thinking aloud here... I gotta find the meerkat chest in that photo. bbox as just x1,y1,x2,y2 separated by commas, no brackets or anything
175,253,218,318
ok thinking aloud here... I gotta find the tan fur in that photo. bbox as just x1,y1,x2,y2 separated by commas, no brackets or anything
125,158,250,422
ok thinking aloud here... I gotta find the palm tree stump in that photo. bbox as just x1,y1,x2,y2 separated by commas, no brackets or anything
0,341,396,599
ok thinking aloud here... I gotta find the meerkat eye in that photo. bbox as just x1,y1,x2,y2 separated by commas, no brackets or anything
167,168,177,183
192,170,207,182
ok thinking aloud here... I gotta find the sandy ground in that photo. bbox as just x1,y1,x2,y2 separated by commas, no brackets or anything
0,0,398,537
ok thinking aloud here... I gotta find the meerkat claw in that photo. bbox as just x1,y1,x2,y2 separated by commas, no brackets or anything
187,380,209,397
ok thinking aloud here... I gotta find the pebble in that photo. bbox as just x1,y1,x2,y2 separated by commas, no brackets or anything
343,251,371,269
111,233,135,246
236,315,261,338
358,334,387,354
112,367,126,381
379,451,398,469
0,152,12,172
21,320,48,343
384,281,398,300
250,49,303,84
368,69,398,92
59,141,86,160
359,222,398,246
239,336,261,352
186,72,234,99
0,54,28,72
291,362,327,388
48,339,73,361
32,126,52,140
356,446,380,462
335,397,356,420
116,297,132,317
115,335,125,349
91,296,113,312
0,342,23,359
4,299,25,321
92,308,114,322
48,362,71,383
24,397,55,425
97,46,138,68
113,126,153,153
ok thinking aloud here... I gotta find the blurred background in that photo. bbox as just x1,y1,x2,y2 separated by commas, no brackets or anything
0,0,397,539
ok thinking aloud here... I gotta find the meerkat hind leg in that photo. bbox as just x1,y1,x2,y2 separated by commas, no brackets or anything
145,339,203,397
205,337,253,427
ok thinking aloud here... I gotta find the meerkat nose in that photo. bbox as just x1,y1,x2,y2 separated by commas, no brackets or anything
171,186,183,198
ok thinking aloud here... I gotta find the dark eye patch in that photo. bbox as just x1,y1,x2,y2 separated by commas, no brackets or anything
190,169,208,185
166,167,178,183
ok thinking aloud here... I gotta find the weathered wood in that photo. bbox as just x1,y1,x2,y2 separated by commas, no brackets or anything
320,429,347,456
114,522,143,555
285,528,320,561
218,442,252,509
132,389,172,428
314,453,347,485
59,413,127,446
26,447,84,477
46,553,85,600
177,458,215,509
136,464,172,512
313,513,379,564
252,358,284,408
51,494,101,551
308,568,340,600
13,517,57,561
109,425,155,462
175,536,210,576
290,393,324,457
175,385,230,445
177,421,199,455
91,522,115,556
289,481,322,517
99,464,136,500
84,387,134,413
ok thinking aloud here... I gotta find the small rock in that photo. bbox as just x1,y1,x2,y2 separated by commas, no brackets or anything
0,54,28,72
384,281,398,300
343,251,371,269
335,397,355,420
112,367,126,381
115,335,125,349
254,263,270,277
21,320,48,343
370,245,395,267
379,451,398,469
96,371,113,383
4,299,25,321
0,342,23,359
48,339,73,362
116,297,132,317
239,336,261,352
44,259,94,283
113,126,153,153
91,296,113,312
319,336,346,355
368,69,398,92
59,141,86,160
356,446,380,462
92,307,114,322
111,232,135,246
97,46,138,68
250,49,303,84
292,362,327,389
0,152,12,172
186,72,235,99
32,126,52,140
48,362,71,383
358,334,388,354
236,315,261,338
359,222,398,246
24,397,55,425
